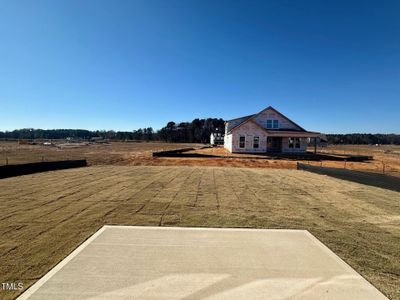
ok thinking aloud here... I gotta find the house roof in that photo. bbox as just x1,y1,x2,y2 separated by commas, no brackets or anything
227,106,309,134
263,106,306,131
225,114,255,123
232,119,320,138
225,114,255,132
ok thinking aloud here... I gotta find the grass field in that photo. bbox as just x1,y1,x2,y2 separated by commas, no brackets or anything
0,166,399,299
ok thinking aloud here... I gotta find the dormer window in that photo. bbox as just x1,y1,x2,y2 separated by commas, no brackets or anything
267,120,279,129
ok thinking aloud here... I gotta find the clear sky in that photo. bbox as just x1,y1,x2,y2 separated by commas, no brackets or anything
0,0,399,133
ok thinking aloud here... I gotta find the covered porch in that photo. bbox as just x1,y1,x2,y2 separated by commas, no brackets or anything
266,131,320,154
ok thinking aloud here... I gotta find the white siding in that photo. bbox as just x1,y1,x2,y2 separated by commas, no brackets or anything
229,121,267,153
253,108,301,130
224,133,233,152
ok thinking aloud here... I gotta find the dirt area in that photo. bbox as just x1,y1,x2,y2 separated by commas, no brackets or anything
148,145,400,177
2,142,400,177
0,166,399,299
312,144,400,177
0,141,203,166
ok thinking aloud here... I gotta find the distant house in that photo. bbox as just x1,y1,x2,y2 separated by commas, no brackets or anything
66,137,83,143
210,132,224,146
90,137,109,143
224,106,320,153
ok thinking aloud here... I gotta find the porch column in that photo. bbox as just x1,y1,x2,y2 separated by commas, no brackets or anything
314,137,317,154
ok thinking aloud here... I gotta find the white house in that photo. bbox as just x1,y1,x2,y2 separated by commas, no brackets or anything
210,132,224,146
224,106,320,153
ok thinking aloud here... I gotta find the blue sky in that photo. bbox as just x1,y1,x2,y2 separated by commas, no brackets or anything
0,0,399,133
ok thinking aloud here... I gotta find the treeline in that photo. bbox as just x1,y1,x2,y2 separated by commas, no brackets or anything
158,118,225,143
326,134,400,145
2,126,399,145
0,118,225,143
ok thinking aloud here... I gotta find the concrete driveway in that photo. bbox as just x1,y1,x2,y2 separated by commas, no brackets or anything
19,226,387,299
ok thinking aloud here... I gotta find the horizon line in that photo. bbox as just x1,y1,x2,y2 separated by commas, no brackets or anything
1,128,400,135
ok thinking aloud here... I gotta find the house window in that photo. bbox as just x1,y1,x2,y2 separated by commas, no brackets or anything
289,138,301,149
288,138,294,148
253,136,259,149
239,136,245,148
295,138,301,148
267,119,279,129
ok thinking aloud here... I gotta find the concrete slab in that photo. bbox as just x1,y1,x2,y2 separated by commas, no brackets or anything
19,226,387,300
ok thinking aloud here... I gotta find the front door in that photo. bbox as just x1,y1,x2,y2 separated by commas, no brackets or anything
267,137,282,153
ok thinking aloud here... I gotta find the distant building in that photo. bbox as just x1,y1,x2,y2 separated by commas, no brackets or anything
210,132,224,146
66,137,83,143
224,106,320,153
90,137,109,143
